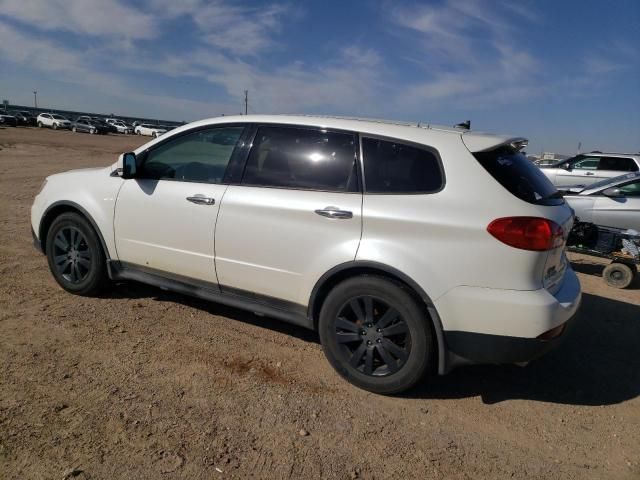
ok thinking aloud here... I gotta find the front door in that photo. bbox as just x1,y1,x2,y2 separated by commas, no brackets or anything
214,125,362,306
114,125,246,283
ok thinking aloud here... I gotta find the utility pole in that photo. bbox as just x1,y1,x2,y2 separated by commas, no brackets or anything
244,90,248,115
33,90,38,109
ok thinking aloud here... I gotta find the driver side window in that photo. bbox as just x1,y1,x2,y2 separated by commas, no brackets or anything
572,157,599,170
137,126,244,183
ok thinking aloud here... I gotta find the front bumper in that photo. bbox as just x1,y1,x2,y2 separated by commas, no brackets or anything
32,227,43,253
436,268,581,368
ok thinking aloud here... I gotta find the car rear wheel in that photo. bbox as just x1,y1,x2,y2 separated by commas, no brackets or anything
319,276,434,394
45,212,109,296
53,123,58,130
90,128,95,135
603,262,635,289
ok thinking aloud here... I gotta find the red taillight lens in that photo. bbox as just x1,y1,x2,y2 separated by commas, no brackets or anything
487,217,564,251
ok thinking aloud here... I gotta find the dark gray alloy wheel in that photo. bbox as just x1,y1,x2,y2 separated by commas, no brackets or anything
51,226,92,284
45,212,109,296
319,276,434,394
333,295,411,376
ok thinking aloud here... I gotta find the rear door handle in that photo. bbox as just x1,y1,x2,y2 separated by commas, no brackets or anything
186,195,215,205
585,172,595,176
315,206,353,219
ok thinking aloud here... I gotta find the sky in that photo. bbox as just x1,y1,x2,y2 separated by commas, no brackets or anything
0,0,638,155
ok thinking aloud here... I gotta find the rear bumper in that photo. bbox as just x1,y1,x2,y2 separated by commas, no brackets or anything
436,268,581,369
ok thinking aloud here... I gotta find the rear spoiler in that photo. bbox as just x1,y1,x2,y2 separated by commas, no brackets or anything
462,135,528,153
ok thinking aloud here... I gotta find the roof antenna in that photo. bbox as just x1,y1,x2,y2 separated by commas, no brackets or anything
455,120,470,130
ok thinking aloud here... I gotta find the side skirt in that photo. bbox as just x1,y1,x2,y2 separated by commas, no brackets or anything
107,261,313,330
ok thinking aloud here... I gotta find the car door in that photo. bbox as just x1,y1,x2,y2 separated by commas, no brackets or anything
595,157,639,184
214,124,362,306
114,124,247,284
591,179,640,231
554,156,601,186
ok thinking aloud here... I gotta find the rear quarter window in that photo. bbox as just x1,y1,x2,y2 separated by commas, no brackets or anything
362,137,443,194
474,147,564,206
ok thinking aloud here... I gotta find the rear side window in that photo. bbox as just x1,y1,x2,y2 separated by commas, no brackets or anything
598,157,639,172
242,126,358,192
362,137,443,193
474,147,563,206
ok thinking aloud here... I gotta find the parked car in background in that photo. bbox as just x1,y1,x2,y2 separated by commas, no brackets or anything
134,123,167,137
10,110,37,126
72,118,110,135
539,152,640,187
37,113,72,130
106,119,133,134
560,172,640,231
0,113,18,127
30,115,581,394
534,158,561,167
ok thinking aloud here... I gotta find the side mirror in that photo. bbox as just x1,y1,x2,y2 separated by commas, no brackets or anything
119,152,137,179
562,163,572,171
602,187,623,198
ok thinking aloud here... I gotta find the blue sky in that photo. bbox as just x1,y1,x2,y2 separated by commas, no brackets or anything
0,0,638,154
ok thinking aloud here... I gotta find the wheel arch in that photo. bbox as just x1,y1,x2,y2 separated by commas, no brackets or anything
308,261,449,374
38,201,111,260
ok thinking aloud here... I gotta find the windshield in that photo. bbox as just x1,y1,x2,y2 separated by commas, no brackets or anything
474,147,564,206
587,172,639,191
52,114,67,120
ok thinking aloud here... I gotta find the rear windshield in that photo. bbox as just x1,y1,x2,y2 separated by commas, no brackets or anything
474,147,564,206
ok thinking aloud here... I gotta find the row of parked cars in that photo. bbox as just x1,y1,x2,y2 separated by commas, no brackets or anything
0,110,174,137
537,151,640,231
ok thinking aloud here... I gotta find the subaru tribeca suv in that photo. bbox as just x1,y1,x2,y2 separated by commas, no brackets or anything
31,115,581,394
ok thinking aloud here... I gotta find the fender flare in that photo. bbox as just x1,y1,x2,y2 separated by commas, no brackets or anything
308,260,449,375
39,200,111,260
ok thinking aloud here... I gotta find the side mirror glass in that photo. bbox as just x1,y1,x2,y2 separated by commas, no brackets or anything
121,152,137,179
602,187,623,198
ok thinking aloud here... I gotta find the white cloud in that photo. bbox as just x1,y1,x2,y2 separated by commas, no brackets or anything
389,0,544,106
0,0,155,38
146,0,290,55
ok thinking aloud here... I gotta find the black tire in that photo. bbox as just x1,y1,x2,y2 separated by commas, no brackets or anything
318,276,435,394
45,212,109,296
53,123,58,130
37,121,43,128
603,262,634,289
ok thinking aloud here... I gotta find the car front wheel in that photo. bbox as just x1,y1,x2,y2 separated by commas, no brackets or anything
38,121,43,128
45,212,109,296
319,276,435,394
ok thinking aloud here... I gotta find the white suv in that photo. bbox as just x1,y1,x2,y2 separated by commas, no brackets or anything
134,123,167,137
539,152,640,187
37,113,72,130
30,115,581,394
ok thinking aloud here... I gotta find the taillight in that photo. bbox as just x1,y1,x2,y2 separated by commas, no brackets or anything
487,217,564,251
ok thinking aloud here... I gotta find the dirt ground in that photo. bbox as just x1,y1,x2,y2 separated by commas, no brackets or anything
1,127,639,480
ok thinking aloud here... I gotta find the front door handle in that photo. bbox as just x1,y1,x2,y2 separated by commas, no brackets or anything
186,195,215,205
585,172,595,176
315,206,353,219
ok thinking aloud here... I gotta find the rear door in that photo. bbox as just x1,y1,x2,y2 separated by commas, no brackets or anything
595,157,639,184
214,124,362,306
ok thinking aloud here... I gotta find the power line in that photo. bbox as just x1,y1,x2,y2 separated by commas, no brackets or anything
244,90,248,115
